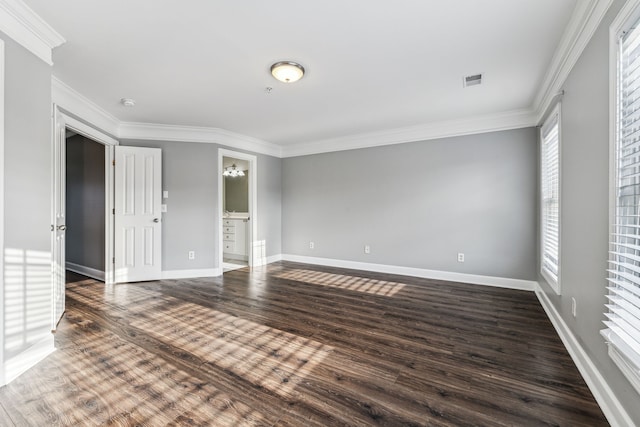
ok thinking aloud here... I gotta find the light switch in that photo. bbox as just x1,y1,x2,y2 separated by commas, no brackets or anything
163,191,169,199
161,204,167,212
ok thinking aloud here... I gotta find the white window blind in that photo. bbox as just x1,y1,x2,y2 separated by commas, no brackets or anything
603,21,640,393
541,108,560,290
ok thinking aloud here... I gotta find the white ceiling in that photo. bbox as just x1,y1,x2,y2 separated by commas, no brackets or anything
24,0,577,148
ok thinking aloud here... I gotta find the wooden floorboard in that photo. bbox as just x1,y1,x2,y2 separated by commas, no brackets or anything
0,402,14,427
0,261,608,426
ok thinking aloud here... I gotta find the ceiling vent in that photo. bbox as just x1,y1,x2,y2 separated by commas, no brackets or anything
463,73,483,88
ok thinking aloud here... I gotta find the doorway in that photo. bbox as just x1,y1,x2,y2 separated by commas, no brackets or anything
218,149,258,273
51,108,164,331
65,132,106,281
51,106,117,332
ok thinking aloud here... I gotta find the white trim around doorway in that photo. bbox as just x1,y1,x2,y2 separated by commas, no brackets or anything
59,111,117,285
0,40,5,386
217,149,259,274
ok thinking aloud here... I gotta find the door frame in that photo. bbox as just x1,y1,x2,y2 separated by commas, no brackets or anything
52,108,118,288
218,148,258,271
0,40,5,383
51,106,66,329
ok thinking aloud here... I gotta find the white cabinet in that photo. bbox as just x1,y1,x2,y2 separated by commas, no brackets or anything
222,218,248,260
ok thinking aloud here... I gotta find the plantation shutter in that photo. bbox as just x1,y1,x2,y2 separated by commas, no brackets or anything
602,22,640,389
541,110,560,287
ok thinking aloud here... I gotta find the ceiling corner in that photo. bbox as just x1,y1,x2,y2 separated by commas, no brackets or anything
52,77,284,158
532,0,614,122
52,76,120,138
118,122,283,158
0,0,65,65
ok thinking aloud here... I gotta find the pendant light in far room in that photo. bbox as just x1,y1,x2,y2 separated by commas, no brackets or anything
223,164,245,177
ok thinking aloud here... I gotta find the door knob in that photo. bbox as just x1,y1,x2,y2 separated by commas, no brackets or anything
153,218,160,223
57,225,67,231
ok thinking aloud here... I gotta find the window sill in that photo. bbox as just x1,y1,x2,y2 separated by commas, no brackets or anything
541,268,561,295
607,340,640,396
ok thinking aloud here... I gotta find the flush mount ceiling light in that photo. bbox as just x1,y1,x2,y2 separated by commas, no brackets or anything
271,61,305,83
223,164,245,177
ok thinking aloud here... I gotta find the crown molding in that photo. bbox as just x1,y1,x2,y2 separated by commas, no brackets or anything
52,76,120,138
50,75,540,159
118,122,282,158
52,76,282,157
280,108,537,158
51,76,537,159
0,0,64,65
533,0,613,123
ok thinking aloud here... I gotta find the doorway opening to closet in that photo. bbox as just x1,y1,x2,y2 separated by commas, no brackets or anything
65,132,106,282
51,108,117,329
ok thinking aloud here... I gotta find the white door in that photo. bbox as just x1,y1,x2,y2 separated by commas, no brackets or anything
51,106,66,329
114,146,162,283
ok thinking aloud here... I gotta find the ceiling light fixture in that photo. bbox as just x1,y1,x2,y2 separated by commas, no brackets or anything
223,164,245,177
120,98,136,107
271,61,305,83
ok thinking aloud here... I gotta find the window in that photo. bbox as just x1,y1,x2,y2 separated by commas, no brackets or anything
541,105,561,293
603,16,640,394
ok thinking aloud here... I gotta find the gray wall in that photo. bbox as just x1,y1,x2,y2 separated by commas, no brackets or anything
2,32,53,359
282,128,537,280
66,135,105,272
224,173,249,212
120,140,282,271
538,0,640,422
257,152,282,257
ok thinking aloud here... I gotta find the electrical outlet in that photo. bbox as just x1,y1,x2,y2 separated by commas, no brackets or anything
571,297,577,317
457,253,465,262
309,241,315,249
364,245,371,254
188,251,195,260
163,190,169,199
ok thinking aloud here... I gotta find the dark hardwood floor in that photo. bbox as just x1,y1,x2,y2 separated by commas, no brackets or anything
0,262,608,426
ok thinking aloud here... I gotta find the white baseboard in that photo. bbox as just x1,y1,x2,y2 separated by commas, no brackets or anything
66,262,105,281
279,254,537,291
536,288,633,427
1,334,55,387
265,254,282,264
161,268,221,280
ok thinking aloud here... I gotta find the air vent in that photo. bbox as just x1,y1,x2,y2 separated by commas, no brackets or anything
463,73,483,88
